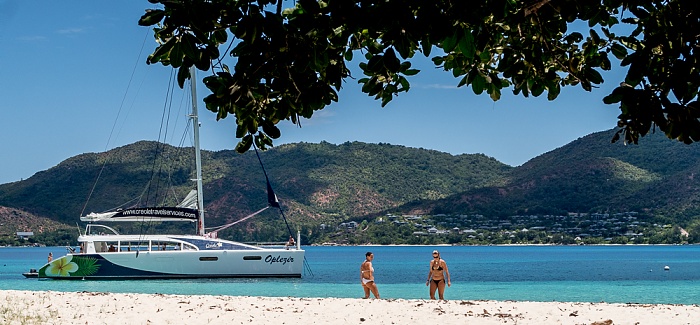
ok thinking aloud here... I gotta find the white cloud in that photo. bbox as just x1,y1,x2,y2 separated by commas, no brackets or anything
56,28,84,35
295,109,336,127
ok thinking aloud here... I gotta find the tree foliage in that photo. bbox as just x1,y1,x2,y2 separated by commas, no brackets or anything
139,0,700,150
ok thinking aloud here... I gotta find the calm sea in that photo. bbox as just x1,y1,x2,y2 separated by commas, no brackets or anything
1,245,699,305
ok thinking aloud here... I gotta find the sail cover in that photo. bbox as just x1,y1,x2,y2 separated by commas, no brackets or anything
81,207,199,222
81,191,200,222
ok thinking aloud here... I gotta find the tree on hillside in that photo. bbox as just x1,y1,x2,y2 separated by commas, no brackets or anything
139,0,700,152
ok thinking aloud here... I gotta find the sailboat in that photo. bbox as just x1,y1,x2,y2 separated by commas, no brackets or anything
37,68,305,279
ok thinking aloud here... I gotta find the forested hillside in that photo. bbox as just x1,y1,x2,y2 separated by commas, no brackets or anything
395,129,700,221
2,129,700,245
0,141,511,243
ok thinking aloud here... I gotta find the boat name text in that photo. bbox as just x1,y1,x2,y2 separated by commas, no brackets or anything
265,255,293,265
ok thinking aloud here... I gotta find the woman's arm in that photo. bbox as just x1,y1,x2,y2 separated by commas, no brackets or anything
443,261,451,286
360,262,364,282
426,261,433,286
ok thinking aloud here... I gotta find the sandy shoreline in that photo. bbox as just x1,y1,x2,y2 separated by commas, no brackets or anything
1,290,698,325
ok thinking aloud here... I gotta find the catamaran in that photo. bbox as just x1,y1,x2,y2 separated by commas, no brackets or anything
37,68,304,279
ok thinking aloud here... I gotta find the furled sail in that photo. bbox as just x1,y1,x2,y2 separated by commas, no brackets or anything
81,191,199,222
177,190,198,209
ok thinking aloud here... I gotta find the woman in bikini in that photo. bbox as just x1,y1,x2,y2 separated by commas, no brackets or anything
426,250,451,300
360,252,380,299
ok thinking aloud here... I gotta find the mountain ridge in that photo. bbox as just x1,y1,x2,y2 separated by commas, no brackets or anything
2,128,700,243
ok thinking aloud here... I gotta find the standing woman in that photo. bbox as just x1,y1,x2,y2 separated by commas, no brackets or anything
426,250,451,300
360,252,380,299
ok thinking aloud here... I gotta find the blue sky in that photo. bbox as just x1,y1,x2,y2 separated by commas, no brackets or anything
0,1,623,185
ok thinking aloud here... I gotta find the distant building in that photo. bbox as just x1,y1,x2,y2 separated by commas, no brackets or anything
339,221,358,229
16,232,34,240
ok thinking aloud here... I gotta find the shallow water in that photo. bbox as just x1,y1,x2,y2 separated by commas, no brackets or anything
1,245,698,304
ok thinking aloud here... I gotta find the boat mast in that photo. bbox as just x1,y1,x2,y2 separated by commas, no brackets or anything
189,66,205,236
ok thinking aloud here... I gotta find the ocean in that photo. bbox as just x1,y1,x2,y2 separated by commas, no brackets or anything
1,245,699,305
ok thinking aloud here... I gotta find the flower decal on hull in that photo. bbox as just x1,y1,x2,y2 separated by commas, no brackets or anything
39,255,101,278
45,256,78,276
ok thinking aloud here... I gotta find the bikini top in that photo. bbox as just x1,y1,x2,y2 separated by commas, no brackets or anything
361,261,374,273
432,260,443,271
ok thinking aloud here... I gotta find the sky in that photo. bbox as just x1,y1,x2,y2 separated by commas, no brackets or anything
0,1,624,185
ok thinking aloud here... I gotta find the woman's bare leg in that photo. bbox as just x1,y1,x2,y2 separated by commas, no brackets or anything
429,281,438,300
437,280,446,300
362,284,370,298
367,282,380,299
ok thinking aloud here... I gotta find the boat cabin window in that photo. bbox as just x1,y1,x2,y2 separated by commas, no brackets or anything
94,241,120,253
90,240,197,252
119,242,150,252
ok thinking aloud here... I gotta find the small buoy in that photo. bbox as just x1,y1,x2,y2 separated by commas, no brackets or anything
664,265,670,271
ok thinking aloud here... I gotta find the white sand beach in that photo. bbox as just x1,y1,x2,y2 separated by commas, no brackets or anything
1,290,697,324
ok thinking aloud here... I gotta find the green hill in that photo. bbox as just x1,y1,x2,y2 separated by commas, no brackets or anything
2,128,700,244
0,140,511,243
398,129,700,220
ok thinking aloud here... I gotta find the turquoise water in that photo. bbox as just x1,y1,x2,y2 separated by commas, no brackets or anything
1,245,699,304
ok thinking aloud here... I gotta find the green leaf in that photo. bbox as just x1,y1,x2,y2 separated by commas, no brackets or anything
194,58,209,71
381,93,392,106
138,9,165,26
235,124,247,138
262,121,281,139
399,76,410,90
181,33,200,61
71,256,100,276
531,81,545,97
547,83,561,100
177,66,190,88
603,87,625,104
441,31,459,52
624,58,645,86
564,32,583,43
458,30,476,59
586,68,603,84
384,48,401,72
488,84,501,101
479,50,490,63
236,134,253,153
148,37,176,65
471,73,485,94
366,55,383,73
394,36,410,59
170,43,184,68
610,43,628,60
421,40,432,56
212,30,228,44
589,29,601,44
457,75,468,88
299,0,321,14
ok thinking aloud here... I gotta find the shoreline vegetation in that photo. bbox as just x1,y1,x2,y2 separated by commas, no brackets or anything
0,242,646,248
0,242,694,248
1,290,698,325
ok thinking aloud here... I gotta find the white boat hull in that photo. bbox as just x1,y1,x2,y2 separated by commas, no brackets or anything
38,233,304,279
39,249,304,279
